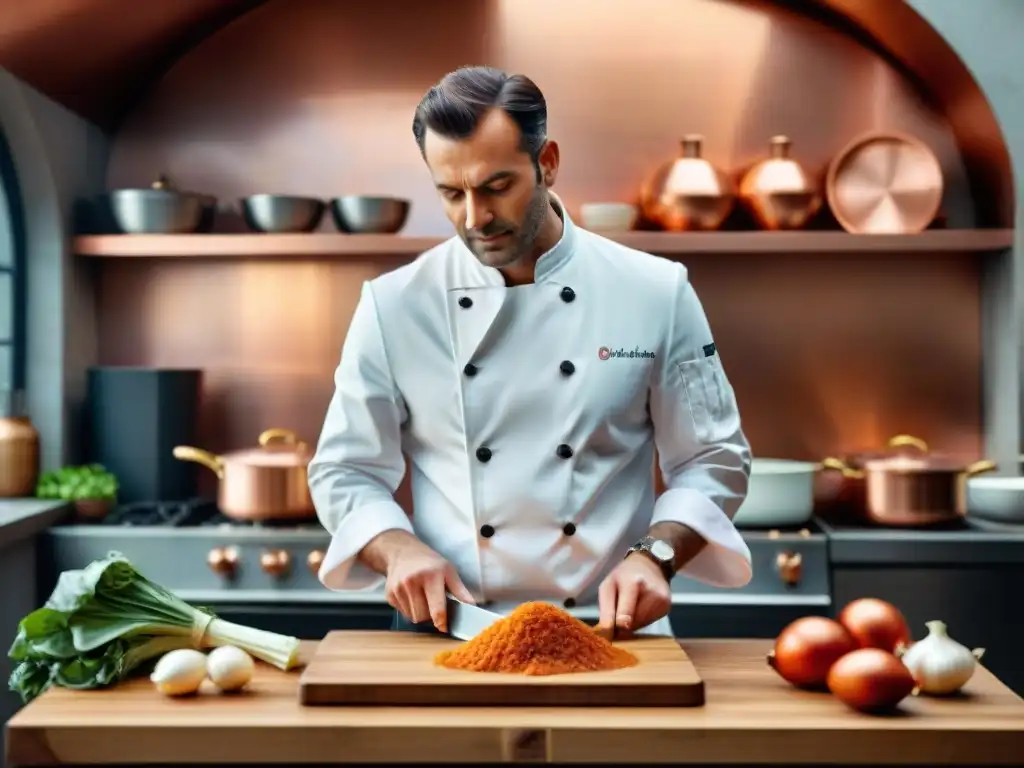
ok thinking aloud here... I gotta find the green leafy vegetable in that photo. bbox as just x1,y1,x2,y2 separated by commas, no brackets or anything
36,464,118,501
9,552,301,702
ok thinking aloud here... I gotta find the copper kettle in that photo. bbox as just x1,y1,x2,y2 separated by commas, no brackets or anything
640,135,735,231
738,136,822,230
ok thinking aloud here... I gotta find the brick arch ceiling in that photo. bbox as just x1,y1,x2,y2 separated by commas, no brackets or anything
0,0,1011,224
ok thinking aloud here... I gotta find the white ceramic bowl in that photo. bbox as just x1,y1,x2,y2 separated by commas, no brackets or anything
733,458,818,528
966,476,1024,524
579,202,638,232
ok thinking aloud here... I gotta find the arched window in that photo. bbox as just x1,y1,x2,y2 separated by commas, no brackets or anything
0,127,25,409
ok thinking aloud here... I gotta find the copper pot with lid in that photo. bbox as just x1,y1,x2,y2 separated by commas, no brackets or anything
821,441,996,527
738,136,822,230
172,428,315,521
816,434,929,517
640,135,735,231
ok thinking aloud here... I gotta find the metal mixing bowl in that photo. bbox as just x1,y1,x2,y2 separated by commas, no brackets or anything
105,188,206,234
330,196,411,234
241,194,326,233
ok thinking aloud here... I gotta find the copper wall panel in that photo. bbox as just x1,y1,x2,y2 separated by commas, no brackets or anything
95,250,983,465
96,0,984,464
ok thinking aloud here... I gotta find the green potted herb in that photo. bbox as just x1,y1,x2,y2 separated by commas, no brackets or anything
36,463,119,520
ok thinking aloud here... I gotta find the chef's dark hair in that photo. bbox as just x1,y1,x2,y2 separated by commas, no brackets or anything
413,66,547,181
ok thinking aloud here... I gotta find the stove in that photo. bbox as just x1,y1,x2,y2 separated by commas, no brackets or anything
42,502,831,640
668,521,831,639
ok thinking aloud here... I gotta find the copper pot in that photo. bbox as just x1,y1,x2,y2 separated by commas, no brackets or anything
0,415,40,497
738,136,822,230
822,451,996,528
172,428,314,521
640,135,735,231
816,434,930,517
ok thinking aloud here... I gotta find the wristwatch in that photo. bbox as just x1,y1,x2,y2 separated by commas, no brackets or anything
627,536,676,582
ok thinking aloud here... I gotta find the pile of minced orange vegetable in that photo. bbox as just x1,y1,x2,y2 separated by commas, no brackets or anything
434,601,638,675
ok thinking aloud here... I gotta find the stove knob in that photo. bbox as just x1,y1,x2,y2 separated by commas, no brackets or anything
260,549,292,579
775,551,803,586
307,549,325,575
207,546,239,578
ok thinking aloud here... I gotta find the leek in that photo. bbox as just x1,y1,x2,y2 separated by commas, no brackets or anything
9,551,301,702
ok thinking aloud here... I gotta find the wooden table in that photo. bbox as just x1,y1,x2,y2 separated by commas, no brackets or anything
5,639,1024,765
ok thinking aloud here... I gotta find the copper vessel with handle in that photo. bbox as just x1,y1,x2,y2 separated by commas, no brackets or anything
821,435,996,527
640,135,735,231
826,131,943,234
739,136,822,230
173,428,314,521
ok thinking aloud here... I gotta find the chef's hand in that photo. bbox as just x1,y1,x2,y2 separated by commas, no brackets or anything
597,553,672,635
382,534,475,632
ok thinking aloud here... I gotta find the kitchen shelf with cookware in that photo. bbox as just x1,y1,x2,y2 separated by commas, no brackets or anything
77,132,1013,259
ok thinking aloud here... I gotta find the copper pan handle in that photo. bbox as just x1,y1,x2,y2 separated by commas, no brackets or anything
887,434,929,453
966,460,997,477
258,428,307,452
820,457,865,480
172,446,225,479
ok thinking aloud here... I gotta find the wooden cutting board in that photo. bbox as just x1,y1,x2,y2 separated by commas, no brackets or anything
298,631,704,707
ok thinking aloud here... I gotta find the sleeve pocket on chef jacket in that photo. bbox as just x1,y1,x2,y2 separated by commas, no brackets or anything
677,356,741,445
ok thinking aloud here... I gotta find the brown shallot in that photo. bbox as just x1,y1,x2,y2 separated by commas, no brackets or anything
838,598,911,653
827,648,916,713
767,616,858,689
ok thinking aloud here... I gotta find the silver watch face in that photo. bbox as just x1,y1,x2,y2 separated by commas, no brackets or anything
650,539,674,563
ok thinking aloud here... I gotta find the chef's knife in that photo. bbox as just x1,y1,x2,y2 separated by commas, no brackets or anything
444,593,502,640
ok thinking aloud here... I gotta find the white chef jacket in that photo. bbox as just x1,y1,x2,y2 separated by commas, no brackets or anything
309,197,752,637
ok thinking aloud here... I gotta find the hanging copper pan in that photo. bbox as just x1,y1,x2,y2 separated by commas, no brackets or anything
826,131,943,234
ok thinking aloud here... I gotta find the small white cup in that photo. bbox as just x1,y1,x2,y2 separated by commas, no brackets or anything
579,202,638,233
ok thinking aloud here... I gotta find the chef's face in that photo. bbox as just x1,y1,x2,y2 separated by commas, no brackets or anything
423,109,559,268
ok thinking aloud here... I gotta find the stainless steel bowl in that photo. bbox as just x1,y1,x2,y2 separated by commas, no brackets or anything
105,188,206,234
330,196,410,234
241,194,326,233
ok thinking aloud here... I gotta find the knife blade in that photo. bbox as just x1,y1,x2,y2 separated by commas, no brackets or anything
444,594,502,640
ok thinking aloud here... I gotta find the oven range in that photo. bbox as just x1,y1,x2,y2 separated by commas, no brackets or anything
39,499,830,639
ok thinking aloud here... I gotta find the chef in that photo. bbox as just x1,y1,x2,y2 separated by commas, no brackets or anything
308,65,752,638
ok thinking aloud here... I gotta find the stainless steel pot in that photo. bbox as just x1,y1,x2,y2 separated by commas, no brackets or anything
172,428,314,521
241,194,326,233
823,454,997,527
104,174,210,234
330,196,410,233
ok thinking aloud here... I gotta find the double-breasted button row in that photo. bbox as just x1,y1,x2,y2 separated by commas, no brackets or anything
468,359,572,377
474,444,573,462
477,521,578,538
459,286,573,308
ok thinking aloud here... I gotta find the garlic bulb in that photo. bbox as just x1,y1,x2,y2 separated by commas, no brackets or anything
207,645,255,692
151,649,208,696
900,620,985,696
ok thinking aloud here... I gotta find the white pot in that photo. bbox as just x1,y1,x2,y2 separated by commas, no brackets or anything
734,458,818,528
966,475,1024,525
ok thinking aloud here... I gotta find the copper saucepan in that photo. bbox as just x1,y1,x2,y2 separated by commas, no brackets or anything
821,444,997,527
172,428,315,521
815,434,930,518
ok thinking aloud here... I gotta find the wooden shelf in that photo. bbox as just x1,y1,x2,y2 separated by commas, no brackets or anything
73,229,1015,258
